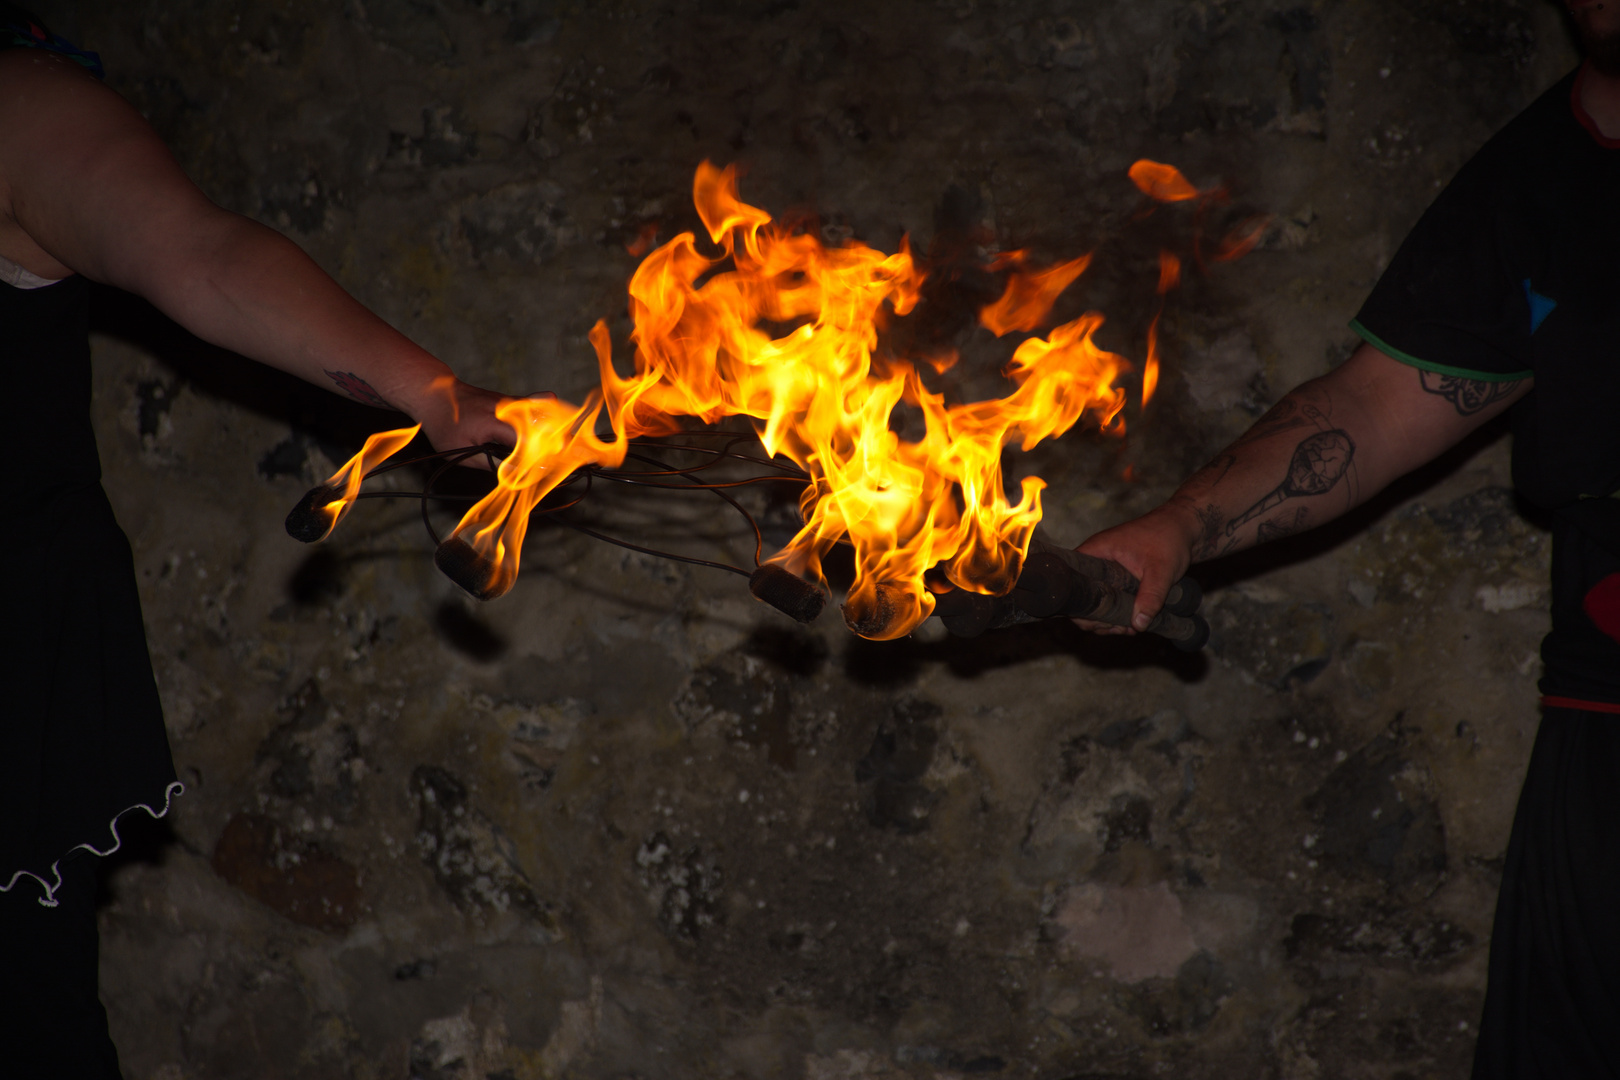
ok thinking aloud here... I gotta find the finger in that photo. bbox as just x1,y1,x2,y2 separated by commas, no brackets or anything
1071,618,1135,636
1131,569,1172,631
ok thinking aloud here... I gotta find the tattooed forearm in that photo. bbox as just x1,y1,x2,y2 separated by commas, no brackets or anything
1190,502,1226,560
1233,395,1329,448
1418,370,1525,416
1182,453,1237,495
325,369,392,409
1255,506,1310,544
1225,428,1355,538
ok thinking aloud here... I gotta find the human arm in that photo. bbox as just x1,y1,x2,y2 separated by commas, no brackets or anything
0,49,515,452
1076,341,1531,632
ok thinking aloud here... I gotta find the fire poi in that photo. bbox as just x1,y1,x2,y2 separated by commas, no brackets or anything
288,160,1264,647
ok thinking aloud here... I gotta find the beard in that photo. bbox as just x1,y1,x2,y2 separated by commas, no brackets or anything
1575,12,1620,76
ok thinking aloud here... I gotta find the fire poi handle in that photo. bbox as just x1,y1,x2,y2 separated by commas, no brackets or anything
930,539,1209,651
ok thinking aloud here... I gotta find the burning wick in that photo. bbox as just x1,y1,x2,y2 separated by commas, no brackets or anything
285,424,421,543
434,536,506,601
285,484,343,543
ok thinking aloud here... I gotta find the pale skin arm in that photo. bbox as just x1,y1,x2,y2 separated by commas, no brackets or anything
1077,342,1532,632
0,49,521,453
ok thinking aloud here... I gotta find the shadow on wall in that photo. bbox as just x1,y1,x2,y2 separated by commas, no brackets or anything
843,618,1210,686
90,284,406,467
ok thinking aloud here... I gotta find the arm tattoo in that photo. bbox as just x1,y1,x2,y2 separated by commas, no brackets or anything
1191,503,1227,560
325,369,392,409
1418,370,1525,416
1225,429,1355,538
1255,507,1310,544
1173,455,1236,560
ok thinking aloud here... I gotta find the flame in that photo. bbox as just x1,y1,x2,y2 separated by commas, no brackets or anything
625,222,660,257
1212,214,1272,262
1156,250,1183,293
1128,160,1203,203
979,253,1092,336
444,161,1129,637
313,424,421,540
1142,251,1182,408
316,160,1262,638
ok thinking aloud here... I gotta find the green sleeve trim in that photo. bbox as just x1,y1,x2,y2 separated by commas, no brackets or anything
1349,319,1533,383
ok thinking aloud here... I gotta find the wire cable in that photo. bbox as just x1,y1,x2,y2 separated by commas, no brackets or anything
335,434,804,576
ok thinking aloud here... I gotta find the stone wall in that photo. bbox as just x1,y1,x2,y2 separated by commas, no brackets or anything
37,1,1574,1077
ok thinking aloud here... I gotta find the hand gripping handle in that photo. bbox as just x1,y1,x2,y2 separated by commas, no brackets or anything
1025,538,1208,650
930,540,1209,651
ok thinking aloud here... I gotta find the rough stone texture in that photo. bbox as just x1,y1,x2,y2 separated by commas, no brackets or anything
29,0,1576,1076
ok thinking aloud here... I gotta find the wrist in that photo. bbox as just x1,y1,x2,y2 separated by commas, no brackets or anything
386,365,460,426
1152,497,1207,558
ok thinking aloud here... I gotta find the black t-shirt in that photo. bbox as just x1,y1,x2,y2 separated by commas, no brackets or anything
1354,68,1620,705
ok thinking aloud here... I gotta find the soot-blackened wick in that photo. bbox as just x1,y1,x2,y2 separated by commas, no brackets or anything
434,536,508,601
748,564,827,623
286,485,341,543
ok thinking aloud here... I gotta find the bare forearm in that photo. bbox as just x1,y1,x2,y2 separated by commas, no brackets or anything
142,212,452,419
2,53,518,457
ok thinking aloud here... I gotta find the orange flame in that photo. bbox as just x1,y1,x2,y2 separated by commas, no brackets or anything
1156,250,1182,294
979,253,1092,336
445,162,1128,637
1141,251,1182,408
625,222,660,257
316,160,1258,637
314,424,421,540
1128,160,1202,203
1212,214,1272,262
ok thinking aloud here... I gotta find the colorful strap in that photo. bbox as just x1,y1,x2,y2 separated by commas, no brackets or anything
0,6,104,81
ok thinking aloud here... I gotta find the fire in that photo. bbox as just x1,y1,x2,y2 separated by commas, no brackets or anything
310,160,1250,638
1128,159,1203,203
307,424,420,541
978,252,1092,336
1142,250,1182,408
1212,215,1271,262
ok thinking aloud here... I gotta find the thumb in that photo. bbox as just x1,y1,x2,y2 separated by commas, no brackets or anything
1131,567,1173,631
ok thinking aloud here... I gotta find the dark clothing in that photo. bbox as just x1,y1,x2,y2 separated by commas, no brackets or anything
1475,707,1620,1079
0,852,124,1079
1353,66,1620,1077
1352,68,1620,706
0,7,177,912
0,1,105,79
0,273,179,906
1,19,170,1077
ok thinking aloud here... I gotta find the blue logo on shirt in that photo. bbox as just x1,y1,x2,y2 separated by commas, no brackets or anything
1523,279,1557,334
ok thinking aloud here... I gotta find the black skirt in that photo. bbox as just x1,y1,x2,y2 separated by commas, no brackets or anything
1,274,178,906
1473,705,1620,1078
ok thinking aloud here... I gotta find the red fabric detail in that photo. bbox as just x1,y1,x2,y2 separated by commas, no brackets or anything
1572,65,1620,149
1542,695,1620,716
1583,571,1620,644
